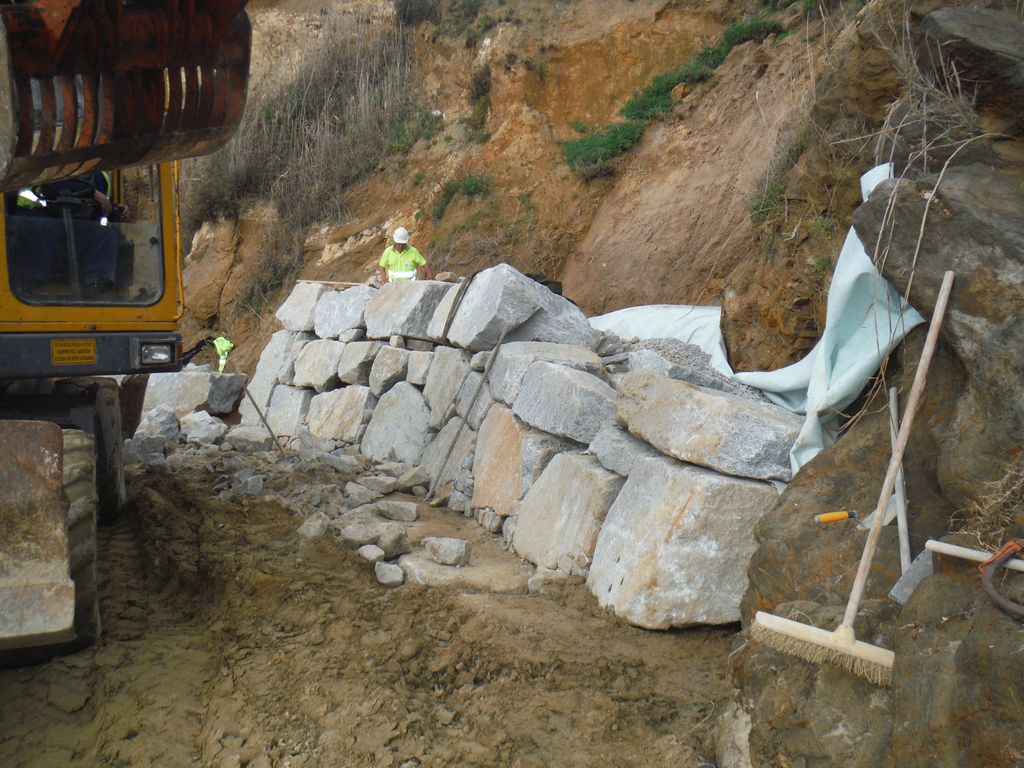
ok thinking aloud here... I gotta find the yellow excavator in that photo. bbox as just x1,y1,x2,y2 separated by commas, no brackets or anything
0,0,250,659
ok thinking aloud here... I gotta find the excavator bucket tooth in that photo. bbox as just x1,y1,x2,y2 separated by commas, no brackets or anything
0,0,251,191
0,420,75,650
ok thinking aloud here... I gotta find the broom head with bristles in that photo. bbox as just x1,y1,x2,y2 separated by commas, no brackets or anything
751,611,895,687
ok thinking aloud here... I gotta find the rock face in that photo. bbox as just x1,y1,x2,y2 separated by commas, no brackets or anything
488,342,605,405
916,9,1024,137
616,370,801,482
292,339,345,392
890,571,1024,767
360,382,432,465
306,386,375,443
314,286,374,338
275,281,330,332
854,163,1024,506
436,264,597,350
588,456,777,628
512,362,615,443
514,454,624,572
364,281,451,340
266,385,313,437
732,599,897,768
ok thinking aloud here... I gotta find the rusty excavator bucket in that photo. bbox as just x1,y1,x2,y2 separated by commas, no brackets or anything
0,0,250,192
0,421,75,650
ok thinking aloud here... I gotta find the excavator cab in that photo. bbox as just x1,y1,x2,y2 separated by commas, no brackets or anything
0,0,250,654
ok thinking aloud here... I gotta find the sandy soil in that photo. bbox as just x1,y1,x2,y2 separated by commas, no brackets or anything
1,466,733,767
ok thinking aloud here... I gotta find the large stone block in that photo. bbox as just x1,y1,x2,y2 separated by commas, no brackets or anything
471,405,576,518
422,346,470,430
337,341,383,386
225,425,275,452
589,424,662,477
617,370,801,482
471,406,521,518
406,350,433,386
313,286,375,338
292,339,346,392
266,385,313,437
306,386,376,443
514,454,624,571
135,404,179,440
144,370,246,416
275,332,315,386
428,264,597,350
364,280,451,340
512,361,615,443
588,455,777,628
275,281,330,332
240,330,302,425
488,341,605,406
360,382,432,465
420,417,476,489
180,411,229,445
369,346,409,396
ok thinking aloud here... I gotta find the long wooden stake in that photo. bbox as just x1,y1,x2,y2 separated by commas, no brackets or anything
841,271,954,629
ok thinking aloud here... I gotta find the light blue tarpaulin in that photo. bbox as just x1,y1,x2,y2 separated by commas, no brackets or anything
590,165,925,475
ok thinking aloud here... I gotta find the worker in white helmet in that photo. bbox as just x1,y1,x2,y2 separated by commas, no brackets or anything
377,227,433,284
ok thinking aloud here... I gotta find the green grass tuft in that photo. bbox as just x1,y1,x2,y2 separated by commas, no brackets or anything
561,122,646,174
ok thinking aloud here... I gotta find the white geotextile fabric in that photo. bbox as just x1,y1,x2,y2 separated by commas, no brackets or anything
590,164,925,474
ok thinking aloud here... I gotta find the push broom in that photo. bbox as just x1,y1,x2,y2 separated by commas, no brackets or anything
751,270,955,687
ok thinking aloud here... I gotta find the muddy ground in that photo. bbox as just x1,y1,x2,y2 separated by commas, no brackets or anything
1,465,733,767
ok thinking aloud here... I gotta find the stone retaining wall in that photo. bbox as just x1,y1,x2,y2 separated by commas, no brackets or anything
219,265,803,628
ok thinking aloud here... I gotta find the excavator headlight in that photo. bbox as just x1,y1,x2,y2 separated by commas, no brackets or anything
140,343,174,365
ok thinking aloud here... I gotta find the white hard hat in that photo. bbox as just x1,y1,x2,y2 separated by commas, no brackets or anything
393,227,410,244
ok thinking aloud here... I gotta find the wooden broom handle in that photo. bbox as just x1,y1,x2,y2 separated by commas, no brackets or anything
842,270,955,628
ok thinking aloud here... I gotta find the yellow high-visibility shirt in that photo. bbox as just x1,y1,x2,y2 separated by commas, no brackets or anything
379,245,426,280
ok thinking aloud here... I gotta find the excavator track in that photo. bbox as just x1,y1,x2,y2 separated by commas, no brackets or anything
0,429,98,666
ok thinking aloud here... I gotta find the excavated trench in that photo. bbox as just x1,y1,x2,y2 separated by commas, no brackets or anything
0,460,733,767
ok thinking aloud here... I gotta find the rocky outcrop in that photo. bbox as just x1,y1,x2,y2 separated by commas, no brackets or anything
916,9,1024,137
854,163,1024,508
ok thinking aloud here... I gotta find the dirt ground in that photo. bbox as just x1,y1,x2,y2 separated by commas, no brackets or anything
1,465,734,767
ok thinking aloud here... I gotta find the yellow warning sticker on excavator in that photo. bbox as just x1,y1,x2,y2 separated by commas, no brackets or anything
50,339,96,365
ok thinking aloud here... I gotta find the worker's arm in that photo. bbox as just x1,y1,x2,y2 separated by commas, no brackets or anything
420,263,435,280
377,265,389,285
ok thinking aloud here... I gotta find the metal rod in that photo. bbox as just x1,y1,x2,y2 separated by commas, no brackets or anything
889,387,911,574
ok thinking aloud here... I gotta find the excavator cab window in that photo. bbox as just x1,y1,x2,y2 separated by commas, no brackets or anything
4,166,165,306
